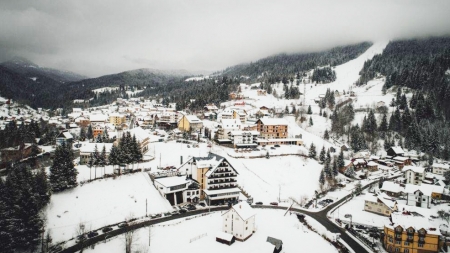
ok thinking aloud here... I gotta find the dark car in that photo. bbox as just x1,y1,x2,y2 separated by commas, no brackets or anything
198,203,206,207
118,222,128,228
87,231,99,238
179,209,187,213
187,205,197,211
171,210,180,215
76,234,87,243
270,202,278,206
102,227,113,233
274,144,280,147
164,212,172,217
270,147,276,150
255,202,263,205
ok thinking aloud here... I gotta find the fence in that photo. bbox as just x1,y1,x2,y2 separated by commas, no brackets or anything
189,233,207,243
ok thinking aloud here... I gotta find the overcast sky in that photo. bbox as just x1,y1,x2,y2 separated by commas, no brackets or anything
1,0,449,77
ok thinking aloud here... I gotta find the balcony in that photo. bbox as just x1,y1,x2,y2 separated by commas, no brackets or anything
209,173,237,179
209,179,237,185
207,184,238,190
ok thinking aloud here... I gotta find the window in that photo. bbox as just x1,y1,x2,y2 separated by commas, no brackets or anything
418,243,424,247
246,227,248,230
187,192,191,196
389,237,393,243
404,249,409,253
404,241,409,246
394,248,399,252
395,241,401,245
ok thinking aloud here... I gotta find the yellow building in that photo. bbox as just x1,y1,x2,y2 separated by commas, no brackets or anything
109,113,126,126
178,115,203,132
383,213,441,253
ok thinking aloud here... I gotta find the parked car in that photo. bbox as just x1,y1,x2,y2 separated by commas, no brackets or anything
270,202,278,206
76,234,87,243
255,202,263,205
187,205,197,211
274,144,280,147
118,222,128,228
198,203,206,207
171,210,180,215
179,209,187,213
87,231,99,238
344,214,352,218
164,212,172,217
187,145,191,148
102,227,113,233
270,147,276,150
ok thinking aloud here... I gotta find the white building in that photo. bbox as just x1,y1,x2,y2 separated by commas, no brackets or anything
229,130,259,148
79,143,114,164
404,166,426,185
432,163,450,176
154,176,190,205
216,119,242,140
222,202,256,241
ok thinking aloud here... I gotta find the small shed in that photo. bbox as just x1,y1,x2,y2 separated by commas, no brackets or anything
266,237,283,253
216,231,235,246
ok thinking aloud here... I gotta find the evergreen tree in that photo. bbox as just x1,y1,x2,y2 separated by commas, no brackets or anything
131,135,143,168
332,158,338,176
87,124,93,140
337,150,345,169
324,159,332,179
49,143,78,191
319,146,326,164
344,166,355,178
108,145,119,170
323,129,330,140
309,143,317,159
307,105,312,114
99,145,107,174
379,114,388,132
33,167,51,209
319,169,325,185
79,127,86,141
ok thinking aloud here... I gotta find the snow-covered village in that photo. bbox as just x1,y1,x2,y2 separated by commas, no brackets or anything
2,1,450,253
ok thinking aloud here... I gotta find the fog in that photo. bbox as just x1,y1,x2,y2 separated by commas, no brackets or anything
1,0,449,77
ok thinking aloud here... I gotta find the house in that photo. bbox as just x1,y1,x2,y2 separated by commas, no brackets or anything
55,131,73,146
432,163,450,176
126,126,150,153
0,143,38,163
229,131,259,148
404,166,426,185
79,143,114,164
93,125,105,138
377,101,386,108
257,89,267,96
204,104,219,113
392,156,412,169
179,153,240,205
216,119,242,140
178,115,203,132
383,213,441,253
367,161,379,172
380,181,404,198
109,113,126,126
233,109,247,124
405,184,443,209
222,202,256,241
352,158,367,171
154,176,190,205
387,146,405,157
256,118,288,139
364,193,397,216
339,160,354,174
89,114,108,124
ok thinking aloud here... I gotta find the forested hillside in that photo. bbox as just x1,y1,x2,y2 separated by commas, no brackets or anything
221,42,372,81
354,37,450,159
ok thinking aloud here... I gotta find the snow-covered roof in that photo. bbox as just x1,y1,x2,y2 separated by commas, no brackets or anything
79,143,114,153
404,183,443,196
185,115,201,123
154,176,189,188
403,166,425,174
387,213,440,235
230,202,255,221
393,156,409,162
221,118,242,126
89,114,108,122
390,146,404,154
381,181,403,193
432,163,449,169
257,118,288,126
216,231,234,241
367,161,378,166
127,126,150,142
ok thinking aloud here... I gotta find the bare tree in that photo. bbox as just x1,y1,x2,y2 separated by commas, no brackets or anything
124,230,135,253
75,222,87,252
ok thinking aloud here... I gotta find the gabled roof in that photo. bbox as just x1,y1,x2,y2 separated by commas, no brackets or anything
389,146,405,154
403,166,425,174
256,118,288,126
222,201,255,221
381,181,403,193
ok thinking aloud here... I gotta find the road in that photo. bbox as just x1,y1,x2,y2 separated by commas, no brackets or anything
57,179,385,253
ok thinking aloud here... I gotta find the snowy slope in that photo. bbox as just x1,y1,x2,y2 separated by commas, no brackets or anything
85,209,338,253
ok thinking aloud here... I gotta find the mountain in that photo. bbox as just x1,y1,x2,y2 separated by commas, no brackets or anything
1,56,88,83
221,42,373,80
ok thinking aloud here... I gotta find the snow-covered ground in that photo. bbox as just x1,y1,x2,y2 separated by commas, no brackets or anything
44,172,174,243
85,209,338,253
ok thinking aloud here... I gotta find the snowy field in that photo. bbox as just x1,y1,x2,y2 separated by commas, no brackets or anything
44,172,174,243
85,209,338,253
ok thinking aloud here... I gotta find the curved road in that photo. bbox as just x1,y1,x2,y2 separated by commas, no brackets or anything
59,180,382,253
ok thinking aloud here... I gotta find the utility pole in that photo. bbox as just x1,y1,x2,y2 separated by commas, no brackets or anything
278,185,281,202
146,198,148,217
